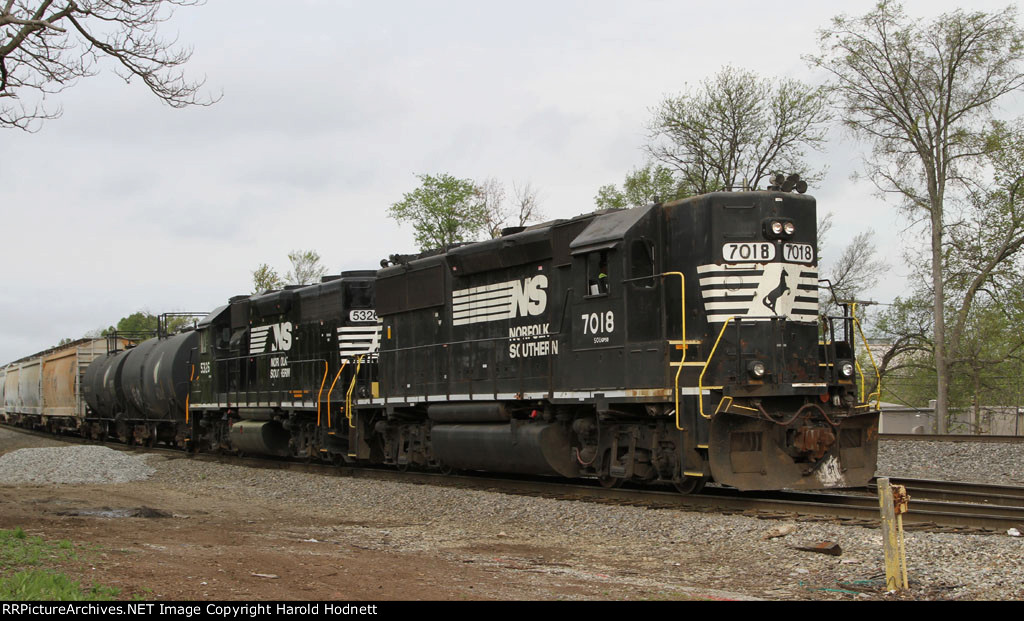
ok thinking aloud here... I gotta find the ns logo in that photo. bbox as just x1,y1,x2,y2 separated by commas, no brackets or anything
249,322,293,353
511,274,548,318
451,274,548,326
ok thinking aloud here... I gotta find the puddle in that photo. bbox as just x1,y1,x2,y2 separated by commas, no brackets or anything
55,506,172,519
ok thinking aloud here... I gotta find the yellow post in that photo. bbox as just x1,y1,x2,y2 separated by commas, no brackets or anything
877,477,910,592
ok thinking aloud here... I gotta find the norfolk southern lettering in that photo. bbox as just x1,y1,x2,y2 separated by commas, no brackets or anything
508,322,558,358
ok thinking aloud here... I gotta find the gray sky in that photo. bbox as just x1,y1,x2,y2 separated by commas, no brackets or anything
1,0,1021,362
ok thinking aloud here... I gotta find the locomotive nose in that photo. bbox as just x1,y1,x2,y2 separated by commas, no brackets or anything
708,409,878,490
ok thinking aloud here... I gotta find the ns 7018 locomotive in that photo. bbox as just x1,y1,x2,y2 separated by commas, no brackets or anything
1,189,880,492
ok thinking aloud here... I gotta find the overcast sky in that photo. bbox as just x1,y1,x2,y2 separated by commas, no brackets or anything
1,0,1022,363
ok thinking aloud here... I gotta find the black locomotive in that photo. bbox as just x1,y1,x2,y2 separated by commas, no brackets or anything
11,189,880,492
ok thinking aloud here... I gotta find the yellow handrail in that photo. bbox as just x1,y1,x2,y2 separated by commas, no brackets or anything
698,317,736,419
662,271,687,431
850,303,881,410
345,355,364,429
325,361,348,427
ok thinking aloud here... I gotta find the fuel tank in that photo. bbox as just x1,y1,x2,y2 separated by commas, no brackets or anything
431,422,580,477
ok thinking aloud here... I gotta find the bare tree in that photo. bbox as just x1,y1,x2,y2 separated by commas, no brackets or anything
479,178,544,238
646,65,832,194
809,1,1024,431
0,0,215,130
478,177,507,238
819,228,889,319
510,180,543,226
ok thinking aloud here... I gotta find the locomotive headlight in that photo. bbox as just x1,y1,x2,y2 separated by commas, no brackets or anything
783,221,795,235
747,360,766,379
839,361,855,378
771,221,784,235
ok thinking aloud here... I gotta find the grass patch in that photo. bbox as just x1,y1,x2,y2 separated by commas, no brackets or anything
0,570,119,600
0,528,121,601
0,527,76,567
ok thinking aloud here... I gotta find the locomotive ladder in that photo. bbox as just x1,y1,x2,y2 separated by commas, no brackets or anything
662,272,710,479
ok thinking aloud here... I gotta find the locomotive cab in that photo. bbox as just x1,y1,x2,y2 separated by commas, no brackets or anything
666,191,879,489
366,190,879,492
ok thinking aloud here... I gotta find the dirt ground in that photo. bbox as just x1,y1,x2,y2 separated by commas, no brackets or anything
0,430,755,602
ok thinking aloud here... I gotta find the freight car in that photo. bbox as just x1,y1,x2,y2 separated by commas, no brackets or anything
2,188,880,492
0,337,132,433
81,329,199,446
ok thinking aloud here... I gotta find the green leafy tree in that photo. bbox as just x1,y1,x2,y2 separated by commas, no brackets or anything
251,250,326,293
388,173,488,251
595,163,689,210
252,263,284,294
809,1,1024,431
102,311,158,336
594,184,628,210
284,249,326,286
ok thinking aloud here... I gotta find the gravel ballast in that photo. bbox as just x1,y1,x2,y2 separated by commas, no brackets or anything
0,430,1021,600
0,445,155,485
136,437,1023,601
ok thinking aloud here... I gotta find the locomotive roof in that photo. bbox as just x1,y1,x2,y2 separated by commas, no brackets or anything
197,304,229,328
568,203,655,254
378,207,616,277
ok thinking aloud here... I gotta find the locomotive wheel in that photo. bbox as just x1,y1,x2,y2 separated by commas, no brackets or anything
673,476,707,495
597,452,625,488
598,474,624,489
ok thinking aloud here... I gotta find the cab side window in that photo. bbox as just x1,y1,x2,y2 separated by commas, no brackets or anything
586,250,610,296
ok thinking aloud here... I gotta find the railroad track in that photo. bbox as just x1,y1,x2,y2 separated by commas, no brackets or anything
4,423,1023,535
880,433,1024,444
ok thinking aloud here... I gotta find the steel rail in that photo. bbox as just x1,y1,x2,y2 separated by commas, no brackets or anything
3,423,1022,534
873,477,1024,507
880,433,1024,444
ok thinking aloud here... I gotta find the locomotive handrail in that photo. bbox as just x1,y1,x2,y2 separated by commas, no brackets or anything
206,354,327,411
850,303,881,410
325,361,348,427
658,271,689,431
698,316,736,419
697,315,785,418
345,355,365,429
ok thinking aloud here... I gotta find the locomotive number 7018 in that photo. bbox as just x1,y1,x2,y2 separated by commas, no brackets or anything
723,242,775,261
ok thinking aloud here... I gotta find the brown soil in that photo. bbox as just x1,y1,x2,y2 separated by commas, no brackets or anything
0,430,749,601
